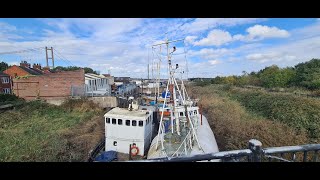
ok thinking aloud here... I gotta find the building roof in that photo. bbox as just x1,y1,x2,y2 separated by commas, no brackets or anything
85,73,103,79
0,72,9,76
19,66,43,75
104,107,151,120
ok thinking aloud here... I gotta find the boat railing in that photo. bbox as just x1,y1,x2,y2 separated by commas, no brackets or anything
138,139,320,162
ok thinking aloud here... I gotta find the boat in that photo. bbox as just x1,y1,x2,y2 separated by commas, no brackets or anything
146,39,219,159
89,38,219,162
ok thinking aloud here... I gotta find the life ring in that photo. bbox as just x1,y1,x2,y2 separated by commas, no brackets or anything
130,145,139,156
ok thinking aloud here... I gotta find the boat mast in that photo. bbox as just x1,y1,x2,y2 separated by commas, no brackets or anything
154,38,184,150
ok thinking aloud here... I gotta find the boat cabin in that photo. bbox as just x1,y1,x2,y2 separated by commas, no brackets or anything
104,107,154,156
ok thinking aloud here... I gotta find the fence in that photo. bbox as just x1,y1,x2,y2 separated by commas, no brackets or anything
71,85,111,97
140,139,320,162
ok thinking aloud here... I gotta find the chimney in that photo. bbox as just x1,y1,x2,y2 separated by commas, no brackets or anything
42,66,51,74
20,61,30,68
33,63,42,70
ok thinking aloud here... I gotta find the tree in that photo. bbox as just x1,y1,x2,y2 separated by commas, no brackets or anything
258,65,283,88
53,66,99,75
294,59,320,89
0,61,9,72
83,67,98,74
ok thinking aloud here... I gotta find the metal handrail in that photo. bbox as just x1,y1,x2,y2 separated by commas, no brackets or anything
134,139,320,162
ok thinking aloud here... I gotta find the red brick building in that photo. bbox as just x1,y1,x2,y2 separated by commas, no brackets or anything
0,72,12,94
3,61,44,78
13,69,85,100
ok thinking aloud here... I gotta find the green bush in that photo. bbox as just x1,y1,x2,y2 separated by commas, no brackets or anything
228,89,320,139
0,94,19,102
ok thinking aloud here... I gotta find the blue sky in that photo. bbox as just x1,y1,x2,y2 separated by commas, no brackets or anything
0,18,320,78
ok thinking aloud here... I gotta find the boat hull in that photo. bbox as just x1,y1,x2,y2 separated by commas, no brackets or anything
147,114,219,159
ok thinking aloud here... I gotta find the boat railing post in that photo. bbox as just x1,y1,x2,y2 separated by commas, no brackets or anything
248,139,262,162
129,144,132,160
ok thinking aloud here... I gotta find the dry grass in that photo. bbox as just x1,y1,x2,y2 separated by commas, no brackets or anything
0,98,106,162
188,85,308,151
56,115,105,161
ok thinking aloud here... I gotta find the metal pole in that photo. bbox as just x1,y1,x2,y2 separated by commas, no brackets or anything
51,47,54,69
45,47,49,67
248,139,262,162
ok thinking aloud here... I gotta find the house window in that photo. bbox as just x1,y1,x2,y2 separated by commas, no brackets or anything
126,120,130,126
139,121,143,127
118,119,123,125
1,77,9,84
194,110,197,115
132,120,137,126
113,141,117,146
180,112,184,117
106,118,110,124
112,118,116,124
2,88,10,94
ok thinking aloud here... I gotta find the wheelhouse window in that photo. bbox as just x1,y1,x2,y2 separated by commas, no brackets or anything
138,121,143,127
132,120,137,126
112,118,116,124
126,120,130,126
106,118,110,124
118,119,123,125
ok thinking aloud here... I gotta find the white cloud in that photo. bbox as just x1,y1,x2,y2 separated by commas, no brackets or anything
233,34,245,41
194,29,233,46
245,34,320,65
246,52,297,63
185,36,197,45
192,25,288,47
189,48,229,60
245,25,290,40
0,22,22,41
208,60,221,65
182,18,263,34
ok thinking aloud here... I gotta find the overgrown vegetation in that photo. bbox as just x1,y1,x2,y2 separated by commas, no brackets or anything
209,59,320,90
53,66,99,75
188,85,309,151
0,94,24,106
0,98,104,162
225,86,320,140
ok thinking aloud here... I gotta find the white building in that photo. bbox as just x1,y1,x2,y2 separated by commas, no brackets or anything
85,73,111,96
104,106,153,156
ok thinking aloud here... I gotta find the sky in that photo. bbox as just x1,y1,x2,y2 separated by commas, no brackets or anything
0,18,320,78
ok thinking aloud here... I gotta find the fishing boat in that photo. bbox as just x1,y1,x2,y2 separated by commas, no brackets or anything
88,38,219,162
146,39,219,159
